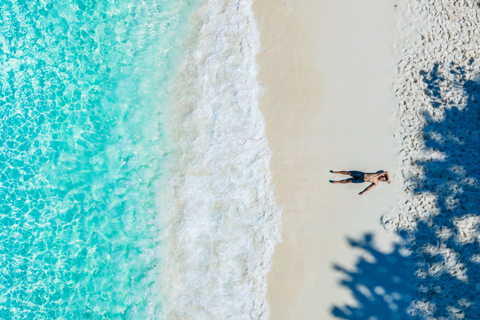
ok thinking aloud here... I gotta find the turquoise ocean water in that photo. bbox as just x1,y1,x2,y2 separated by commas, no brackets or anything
0,0,197,318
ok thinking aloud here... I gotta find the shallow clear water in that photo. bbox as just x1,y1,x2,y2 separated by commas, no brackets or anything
0,0,196,318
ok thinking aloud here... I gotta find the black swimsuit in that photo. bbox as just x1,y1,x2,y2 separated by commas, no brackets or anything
349,171,365,183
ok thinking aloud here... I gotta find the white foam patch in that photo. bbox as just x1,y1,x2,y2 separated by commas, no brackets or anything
158,0,282,318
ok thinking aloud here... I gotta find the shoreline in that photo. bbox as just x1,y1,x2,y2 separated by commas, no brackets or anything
252,0,401,318
159,1,281,318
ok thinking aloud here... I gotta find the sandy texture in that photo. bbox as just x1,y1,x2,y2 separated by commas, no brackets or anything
385,1,480,319
252,0,401,319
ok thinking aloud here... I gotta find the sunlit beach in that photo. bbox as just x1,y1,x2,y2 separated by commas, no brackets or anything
2,0,480,319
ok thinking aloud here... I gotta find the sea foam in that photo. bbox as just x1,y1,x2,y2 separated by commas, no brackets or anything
158,0,282,318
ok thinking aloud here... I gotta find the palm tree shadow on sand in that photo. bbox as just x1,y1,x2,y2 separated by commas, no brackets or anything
332,62,480,319
332,234,414,320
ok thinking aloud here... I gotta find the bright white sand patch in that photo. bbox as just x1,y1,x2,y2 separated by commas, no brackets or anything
255,0,480,318
253,0,402,319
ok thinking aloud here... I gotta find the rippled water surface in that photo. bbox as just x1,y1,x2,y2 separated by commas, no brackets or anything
0,0,195,318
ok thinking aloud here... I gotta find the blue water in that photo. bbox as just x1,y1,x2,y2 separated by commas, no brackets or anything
0,0,197,318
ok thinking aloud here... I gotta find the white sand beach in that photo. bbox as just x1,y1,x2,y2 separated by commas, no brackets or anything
253,0,402,318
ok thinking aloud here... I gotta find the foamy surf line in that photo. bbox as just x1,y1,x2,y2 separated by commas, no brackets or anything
158,0,282,318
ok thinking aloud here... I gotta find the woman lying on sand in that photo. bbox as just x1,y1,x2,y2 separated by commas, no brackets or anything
329,170,391,195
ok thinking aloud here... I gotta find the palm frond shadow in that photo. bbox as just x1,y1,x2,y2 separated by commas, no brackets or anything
332,62,480,319
332,234,414,320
